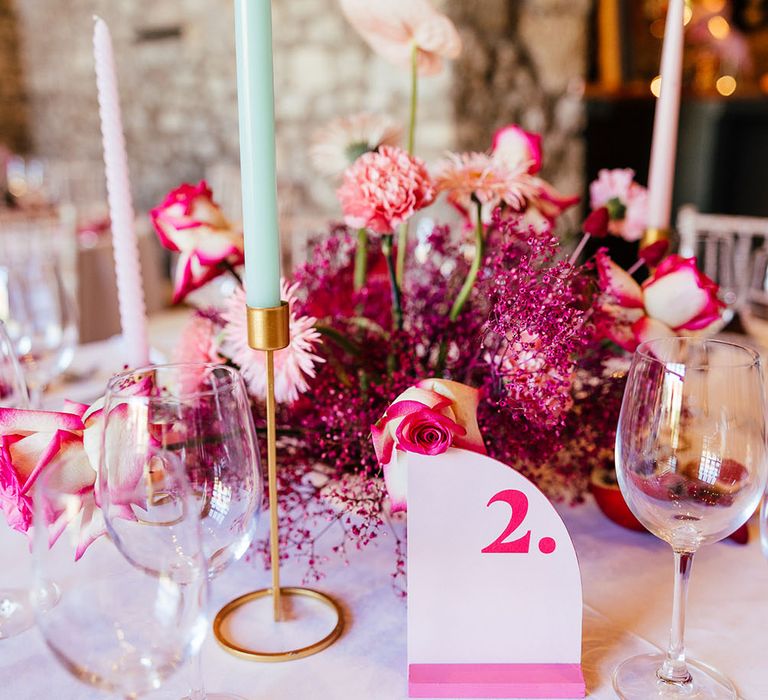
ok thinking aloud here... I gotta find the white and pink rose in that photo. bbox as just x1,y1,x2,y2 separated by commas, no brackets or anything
371,378,486,512
151,181,244,304
597,250,724,352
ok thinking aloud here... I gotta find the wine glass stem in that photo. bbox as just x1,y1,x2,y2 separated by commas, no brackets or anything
188,650,207,700
659,550,694,685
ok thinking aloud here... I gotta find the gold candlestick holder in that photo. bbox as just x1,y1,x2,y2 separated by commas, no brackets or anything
213,302,344,662
641,227,671,251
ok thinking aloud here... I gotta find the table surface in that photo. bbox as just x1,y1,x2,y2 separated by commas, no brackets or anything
2,314,767,700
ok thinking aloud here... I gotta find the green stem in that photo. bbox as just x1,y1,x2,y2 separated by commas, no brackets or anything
407,42,419,156
315,325,363,356
354,228,368,292
395,43,420,287
448,201,485,322
381,234,403,330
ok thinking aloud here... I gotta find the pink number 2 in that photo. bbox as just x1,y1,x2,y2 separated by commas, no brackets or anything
481,489,531,554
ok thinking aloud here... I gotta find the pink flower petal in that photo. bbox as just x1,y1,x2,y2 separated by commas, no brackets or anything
491,124,543,174
632,317,677,346
383,453,408,513
0,408,84,435
416,378,486,455
339,0,461,76
643,256,723,330
596,249,644,309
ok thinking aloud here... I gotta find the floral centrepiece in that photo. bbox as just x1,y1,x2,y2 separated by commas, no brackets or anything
143,2,726,585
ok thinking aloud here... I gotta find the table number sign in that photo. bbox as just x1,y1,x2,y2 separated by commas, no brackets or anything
406,448,586,698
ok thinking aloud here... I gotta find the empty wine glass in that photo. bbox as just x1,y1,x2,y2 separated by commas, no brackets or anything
739,246,768,348
32,447,208,698
103,363,262,700
0,256,77,405
614,337,768,699
0,319,32,640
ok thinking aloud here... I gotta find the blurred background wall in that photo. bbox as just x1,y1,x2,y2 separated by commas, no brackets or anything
2,0,590,225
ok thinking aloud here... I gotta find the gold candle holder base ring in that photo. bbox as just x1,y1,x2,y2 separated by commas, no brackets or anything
213,586,344,662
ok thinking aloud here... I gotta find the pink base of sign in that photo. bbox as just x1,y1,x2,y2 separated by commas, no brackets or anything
408,663,586,698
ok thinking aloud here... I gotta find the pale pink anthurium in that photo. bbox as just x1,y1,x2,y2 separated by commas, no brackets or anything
338,0,462,76
371,378,486,513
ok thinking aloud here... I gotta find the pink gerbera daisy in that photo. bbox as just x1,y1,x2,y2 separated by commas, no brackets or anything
221,282,324,404
434,152,539,224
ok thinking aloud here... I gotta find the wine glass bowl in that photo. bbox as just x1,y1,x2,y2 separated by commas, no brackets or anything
614,337,768,699
0,256,77,403
102,363,262,700
32,450,207,698
105,363,262,578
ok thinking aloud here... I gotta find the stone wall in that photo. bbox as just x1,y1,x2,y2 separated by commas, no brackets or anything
9,0,588,225
0,0,28,153
12,0,453,222
448,0,590,215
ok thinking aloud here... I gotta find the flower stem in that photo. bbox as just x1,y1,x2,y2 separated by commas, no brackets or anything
449,201,485,322
395,44,420,287
627,259,644,276
568,233,591,267
219,258,243,287
381,234,403,330
408,42,419,156
354,228,368,292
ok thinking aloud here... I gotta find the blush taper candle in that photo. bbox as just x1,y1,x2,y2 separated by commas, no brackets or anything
647,0,685,231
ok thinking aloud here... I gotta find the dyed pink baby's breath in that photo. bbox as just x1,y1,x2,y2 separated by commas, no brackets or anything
221,283,324,405
337,145,435,235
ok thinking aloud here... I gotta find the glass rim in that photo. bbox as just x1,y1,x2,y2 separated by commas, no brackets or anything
635,336,761,370
106,362,245,401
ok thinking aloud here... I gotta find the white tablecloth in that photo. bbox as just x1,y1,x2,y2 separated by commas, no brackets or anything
3,324,768,699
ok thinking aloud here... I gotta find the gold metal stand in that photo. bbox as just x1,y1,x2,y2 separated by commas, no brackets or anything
213,302,344,662
641,227,671,251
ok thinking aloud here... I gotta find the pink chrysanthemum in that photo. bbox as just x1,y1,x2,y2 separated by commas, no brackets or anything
173,315,223,393
337,145,435,235
434,152,539,224
221,282,324,404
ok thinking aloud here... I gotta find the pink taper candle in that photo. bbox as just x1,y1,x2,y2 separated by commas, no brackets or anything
93,17,150,368
647,0,685,231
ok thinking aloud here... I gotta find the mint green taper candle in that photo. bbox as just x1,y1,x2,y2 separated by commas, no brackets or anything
234,0,281,309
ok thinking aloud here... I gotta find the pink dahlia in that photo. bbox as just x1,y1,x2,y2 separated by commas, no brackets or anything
337,145,435,235
221,282,324,404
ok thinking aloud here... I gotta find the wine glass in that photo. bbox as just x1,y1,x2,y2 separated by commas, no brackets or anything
32,447,208,698
103,363,262,700
0,319,32,640
614,337,768,699
739,246,768,347
0,255,77,405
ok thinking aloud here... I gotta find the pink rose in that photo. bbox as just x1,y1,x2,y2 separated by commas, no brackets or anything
643,255,724,331
596,250,724,351
150,181,244,303
337,146,435,235
371,378,486,512
0,408,94,536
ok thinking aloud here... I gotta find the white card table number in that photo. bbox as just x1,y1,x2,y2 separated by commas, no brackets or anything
406,448,586,698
